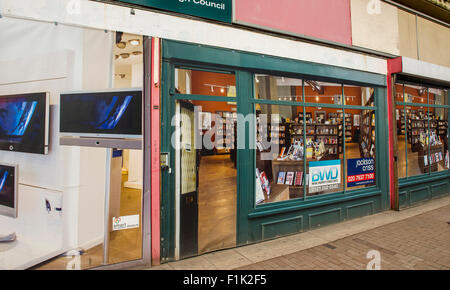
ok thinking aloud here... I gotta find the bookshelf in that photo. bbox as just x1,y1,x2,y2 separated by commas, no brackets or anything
215,111,236,154
360,110,375,158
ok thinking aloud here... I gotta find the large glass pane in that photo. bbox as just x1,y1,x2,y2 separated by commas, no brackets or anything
396,104,407,179
305,107,344,197
343,85,376,191
402,84,428,177
255,104,305,205
254,74,303,102
429,106,448,173
175,68,236,97
304,81,343,105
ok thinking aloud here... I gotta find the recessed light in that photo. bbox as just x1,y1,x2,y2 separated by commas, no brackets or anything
120,53,130,59
116,42,126,49
129,39,140,46
132,51,142,56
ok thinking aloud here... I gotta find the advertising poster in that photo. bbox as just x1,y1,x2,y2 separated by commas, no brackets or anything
308,160,341,193
347,158,375,187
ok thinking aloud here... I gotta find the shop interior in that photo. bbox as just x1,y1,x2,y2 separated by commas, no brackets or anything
395,84,449,179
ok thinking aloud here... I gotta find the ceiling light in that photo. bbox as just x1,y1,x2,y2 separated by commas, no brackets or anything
315,96,319,101
132,51,142,55
220,88,225,93
115,55,119,60
116,42,126,49
129,39,140,46
120,53,130,59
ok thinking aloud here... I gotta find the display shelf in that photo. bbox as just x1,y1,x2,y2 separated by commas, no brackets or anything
418,144,444,173
272,159,305,199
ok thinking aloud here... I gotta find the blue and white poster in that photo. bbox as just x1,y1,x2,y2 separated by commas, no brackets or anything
347,158,375,187
308,160,341,193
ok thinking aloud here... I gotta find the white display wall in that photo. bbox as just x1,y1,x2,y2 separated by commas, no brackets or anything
0,17,113,269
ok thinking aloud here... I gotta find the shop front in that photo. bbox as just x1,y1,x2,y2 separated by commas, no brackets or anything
159,40,391,262
0,15,152,270
389,57,450,210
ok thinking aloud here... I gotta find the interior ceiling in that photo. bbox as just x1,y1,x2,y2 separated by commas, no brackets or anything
114,32,143,66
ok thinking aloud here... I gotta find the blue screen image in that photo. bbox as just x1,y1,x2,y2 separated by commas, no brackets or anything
93,95,133,130
0,171,8,194
0,100,37,136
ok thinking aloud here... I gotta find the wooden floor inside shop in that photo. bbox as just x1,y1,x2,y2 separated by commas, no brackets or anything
198,154,237,255
32,174,142,270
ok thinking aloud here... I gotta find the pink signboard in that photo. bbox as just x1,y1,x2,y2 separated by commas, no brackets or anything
234,0,352,46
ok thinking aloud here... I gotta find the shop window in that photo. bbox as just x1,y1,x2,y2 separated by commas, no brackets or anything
254,75,303,102
254,76,377,205
175,68,236,97
396,84,449,178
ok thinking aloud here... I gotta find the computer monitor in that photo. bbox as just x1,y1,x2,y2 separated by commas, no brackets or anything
0,163,18,218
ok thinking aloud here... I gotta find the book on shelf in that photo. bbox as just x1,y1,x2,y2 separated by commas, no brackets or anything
255,176,265,204
294,171,303,186
424,155,428,166
285,172,295,186
277,171,286,184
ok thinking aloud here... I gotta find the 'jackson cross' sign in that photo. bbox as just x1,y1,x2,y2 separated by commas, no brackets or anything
114,0,232,23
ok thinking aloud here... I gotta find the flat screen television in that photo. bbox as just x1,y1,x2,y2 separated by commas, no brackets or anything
0,163,18,218
60,89,142,138
0,92,50,155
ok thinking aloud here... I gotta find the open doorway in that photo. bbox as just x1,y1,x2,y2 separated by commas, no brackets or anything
175,97,238,258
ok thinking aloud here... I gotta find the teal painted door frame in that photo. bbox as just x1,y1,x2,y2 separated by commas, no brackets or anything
160,39,390,261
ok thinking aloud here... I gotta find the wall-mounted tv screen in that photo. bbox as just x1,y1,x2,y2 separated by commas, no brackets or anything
0,93,49,155
60,89,142,138
0,163,18,218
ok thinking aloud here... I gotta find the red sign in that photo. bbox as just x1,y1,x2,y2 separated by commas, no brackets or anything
234,0,352,46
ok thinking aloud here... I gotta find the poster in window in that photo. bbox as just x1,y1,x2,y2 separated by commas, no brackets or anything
308,160,341,193
347,158,375,187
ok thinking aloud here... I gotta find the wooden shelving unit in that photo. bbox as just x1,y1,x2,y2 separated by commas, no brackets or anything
360,110,375,158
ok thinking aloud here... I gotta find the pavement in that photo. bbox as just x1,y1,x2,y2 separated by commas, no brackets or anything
136,194,450,270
